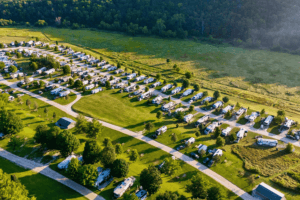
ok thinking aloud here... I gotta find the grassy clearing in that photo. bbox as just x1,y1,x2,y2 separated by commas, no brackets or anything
0,157,87,200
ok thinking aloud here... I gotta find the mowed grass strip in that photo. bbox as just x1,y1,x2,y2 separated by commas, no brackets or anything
0,157,87,200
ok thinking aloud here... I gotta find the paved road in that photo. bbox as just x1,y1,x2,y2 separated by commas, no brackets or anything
0,147,104,200
0,75,256,200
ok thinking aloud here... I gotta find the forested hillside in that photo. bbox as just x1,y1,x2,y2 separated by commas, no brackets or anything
0,0,290,42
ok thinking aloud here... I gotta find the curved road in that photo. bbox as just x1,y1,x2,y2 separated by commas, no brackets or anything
0,75,256,200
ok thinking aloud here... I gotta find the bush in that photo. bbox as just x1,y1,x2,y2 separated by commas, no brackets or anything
216,136,225,146
130,149,139,161
112,159,129,178
222,96,229,103
286,143,294,153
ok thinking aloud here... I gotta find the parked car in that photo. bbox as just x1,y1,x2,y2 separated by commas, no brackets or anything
190,152,199,159
152,134,157,139
176,145,185,151
203,157,210,164
207,160,215,168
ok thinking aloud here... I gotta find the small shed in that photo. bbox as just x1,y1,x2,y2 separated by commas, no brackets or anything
252,182,286,200
55,117,76,129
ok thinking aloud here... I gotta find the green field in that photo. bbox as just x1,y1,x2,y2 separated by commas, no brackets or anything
2,27,300,119
0,157,87,200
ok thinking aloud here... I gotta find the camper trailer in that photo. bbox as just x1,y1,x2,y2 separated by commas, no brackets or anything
195,115,210,127
144,77,154,84
138,90,153,101
235,128,247,142
124,84,136,92
204,122,221,135
247,112,260,122
85,84,95,90
152,96,163,105
221,105,234,114
201,96,213,104
212,101,223,109
171,87,182,95
161,102,175,112
127,73,137,80
185,137,195,145
135,75,146,82
113,177,136,198
155,126,167,135
182,89,193,97
91,87,103,94
161,84,173,92
183,114,193,123
221,127,232,136
94,169,111,187
263,115,274,126
151,82,161,88
234,107,247,119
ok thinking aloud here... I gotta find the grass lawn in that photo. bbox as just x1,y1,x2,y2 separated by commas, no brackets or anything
49,126,239,200
2,27,300,121
0,157,87,200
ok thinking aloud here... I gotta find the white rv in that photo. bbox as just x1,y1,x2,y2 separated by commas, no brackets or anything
221,105,234,114
236,128,247,142
113,177,136,198
212,101,223,109
124,84,136,92
182,89,193,97
127,73,137,80
221,127,232,136
234,107,247,119
44,68,55,75
152,95,163,105
204,122,220,135
171,87,182,95
95,169,111,187
144,77,154,84
195,115,210,127
59,90,70,97
263,115,274,126
151,82,161,88
247,112,260,122
91,87,103,94
161,84,173,92
257,138,278,147
135,75,146,82
183,114,193,123
102,64,111,69
50,87,63,95
161,102,175,112
138,90,153,101
85,84,95,90
185,137,195,145
201,96,213,104
198,144,208,153
155,126,167,135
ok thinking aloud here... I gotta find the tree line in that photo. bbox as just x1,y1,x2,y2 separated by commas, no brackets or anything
0,0,290,41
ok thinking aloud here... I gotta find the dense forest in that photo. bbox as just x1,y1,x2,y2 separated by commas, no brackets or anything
0,0,299,50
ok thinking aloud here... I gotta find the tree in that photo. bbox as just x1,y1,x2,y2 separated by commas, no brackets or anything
0,108,24,135
213,155,221,163
112,159,129,178
207,187,225,200
156,73,161,80
195,131,201,137
222,96,229,103
0,169,36,200
9,65,17,73
189,105,194,112
63,65,71,74
53,112,56,119
213,91,221,99
166,58,170,63
74,114,88,134
199,149,206,158
286,142,294,153
100,146,116,168
83,140,101,164
67,158,79,179
56,130,80,157
156,191,179,200
175,67,180,72
103,137,113,147
130,149,139,161
193,84,200,91
187,174,208,198
277,110,285,117
74,80,83,89
185,72,192,79
182,79,190,88
44,107,48,117
236,102,241,108
214,127,221,138
176,111,185,122
16,52,22,58
117,62,121,69
87,118,103,139
171,133,177,143
145,122,154,132
229,132,237,142
39,81,45,88
115,143,123,154
140,165,162,195
203,91,208,97
34,124,49,147
0,62,5,70
261,109,265,115
216,136,225,146
105,81,111,89
54,46,59,51
30,62,37,70
68,78,74,86
161,157,181,176
8,135,25,150
156,111,162,119
77,165,98,186
35,20,48,27
274,115,285,125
